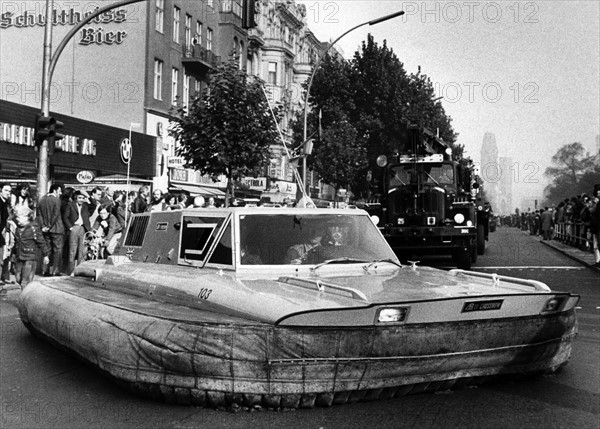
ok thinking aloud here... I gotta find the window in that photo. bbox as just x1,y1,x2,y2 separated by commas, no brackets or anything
207,0,214,8
195,21,202,45
172,6,180,43
194,79,201,96
179,216,227,266
183,73,190,109
171,68,179,106
185,14,191,47
208,223,232,266
207,28,213,51
268,62,277,85
155,0,164,33
153,59,163,100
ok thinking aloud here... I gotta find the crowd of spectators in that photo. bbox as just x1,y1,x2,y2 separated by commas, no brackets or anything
500,189,600,268
0,183,227,293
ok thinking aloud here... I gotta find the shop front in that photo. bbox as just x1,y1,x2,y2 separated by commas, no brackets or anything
0,100,156,196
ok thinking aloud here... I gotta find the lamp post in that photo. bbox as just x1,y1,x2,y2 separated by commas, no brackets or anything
124,122,141,224
301,10,405,195
37,0,143,200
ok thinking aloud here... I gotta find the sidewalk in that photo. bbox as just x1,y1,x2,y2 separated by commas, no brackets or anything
533,233,600,272
0,272,21,295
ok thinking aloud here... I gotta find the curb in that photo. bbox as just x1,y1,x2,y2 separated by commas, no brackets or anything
0,282,21,295
538,238,600,273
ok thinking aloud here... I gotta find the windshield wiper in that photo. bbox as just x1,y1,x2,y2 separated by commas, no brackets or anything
393,172,407,185
363,259,403,271
423,171,440,186
311,257,371,272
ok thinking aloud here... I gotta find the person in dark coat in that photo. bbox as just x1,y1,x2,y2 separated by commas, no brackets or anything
111,191,127,230
87,186,103,226
590,191,600,267
62,190,92,274
36,184,65,276
131,185,150,214
540,207,554,240
0,182,13,289
13,206,50,289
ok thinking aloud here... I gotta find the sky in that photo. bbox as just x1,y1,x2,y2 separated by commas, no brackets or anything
298,0,600,206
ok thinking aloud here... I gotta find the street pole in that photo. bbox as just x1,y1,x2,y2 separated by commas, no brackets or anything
301,10,405,195
37,0,54,200
37,0,144,200
125,122,140,224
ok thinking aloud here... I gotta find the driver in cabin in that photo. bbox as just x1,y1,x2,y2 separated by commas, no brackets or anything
285,224,326,264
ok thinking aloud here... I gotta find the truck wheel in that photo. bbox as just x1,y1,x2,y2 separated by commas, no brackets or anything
477,224,486,255
453,248,472,270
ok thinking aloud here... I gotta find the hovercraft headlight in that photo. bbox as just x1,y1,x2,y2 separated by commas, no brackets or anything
542,297,566,313
376,307,410,324
453,213,465,224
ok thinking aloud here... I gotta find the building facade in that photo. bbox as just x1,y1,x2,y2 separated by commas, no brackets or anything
498,156,513,216
480,131,499,212
1,0,331,202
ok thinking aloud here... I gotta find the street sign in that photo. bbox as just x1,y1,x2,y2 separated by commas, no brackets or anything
76,170,95,184
167,156,185,168
120,137,132,164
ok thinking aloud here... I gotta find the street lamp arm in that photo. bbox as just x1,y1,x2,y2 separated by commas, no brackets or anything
48,0,143,85
303,10,405,141
299,10,405,199
368,10,406,25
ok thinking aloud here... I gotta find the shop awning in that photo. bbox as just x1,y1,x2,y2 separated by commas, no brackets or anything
170,183,226,197
93,174,153,183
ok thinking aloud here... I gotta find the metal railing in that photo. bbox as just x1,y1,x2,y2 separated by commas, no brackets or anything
553,221,594,251
182,45,220,67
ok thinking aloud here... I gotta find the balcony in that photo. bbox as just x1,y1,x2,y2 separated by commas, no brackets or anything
182,45,220,74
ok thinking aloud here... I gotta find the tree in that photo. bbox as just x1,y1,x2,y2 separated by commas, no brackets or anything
170,60,279,205
544,142,599,204
294,34,458,199
311,119,368,200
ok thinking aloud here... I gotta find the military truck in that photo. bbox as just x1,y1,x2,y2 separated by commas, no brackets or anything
366,123,481,269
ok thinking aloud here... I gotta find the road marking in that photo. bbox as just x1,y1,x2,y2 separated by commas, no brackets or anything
476,266,585,270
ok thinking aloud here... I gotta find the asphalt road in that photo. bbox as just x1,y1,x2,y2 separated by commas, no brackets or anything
1,227,598,429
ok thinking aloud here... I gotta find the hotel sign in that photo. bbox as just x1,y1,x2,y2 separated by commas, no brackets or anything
167,156,185,168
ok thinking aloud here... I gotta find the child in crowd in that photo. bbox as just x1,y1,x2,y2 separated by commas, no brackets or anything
13,206,49,289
